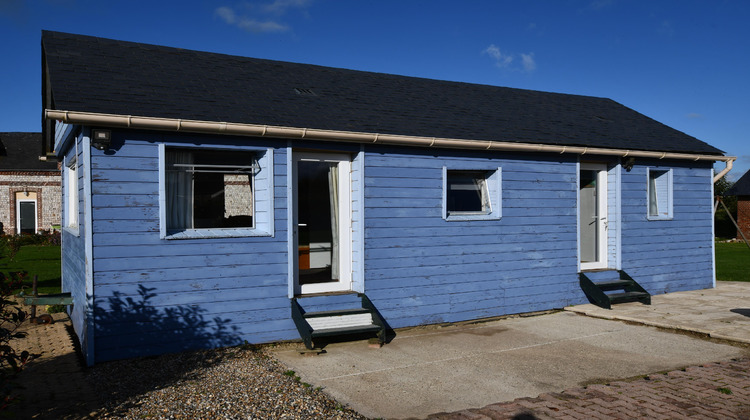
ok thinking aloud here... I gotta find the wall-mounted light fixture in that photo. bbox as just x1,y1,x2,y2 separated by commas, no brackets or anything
91,129,112,150
623,157,635,172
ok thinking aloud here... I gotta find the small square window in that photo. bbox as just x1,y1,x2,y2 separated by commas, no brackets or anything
164,148,262,236
443,168,501,221
647,168,672,220
447,171,491,215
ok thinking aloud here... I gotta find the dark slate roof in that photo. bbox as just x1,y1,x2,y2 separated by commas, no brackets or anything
42,30,723,155
0,133,58,171
727,170,750,196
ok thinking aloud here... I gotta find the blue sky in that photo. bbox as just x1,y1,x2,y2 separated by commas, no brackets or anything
1,0,748,179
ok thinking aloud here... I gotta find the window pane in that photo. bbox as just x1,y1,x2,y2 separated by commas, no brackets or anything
166,149,255,230
648,170,670,218
66,162,78,228
648,172,659,216
447,171,489,214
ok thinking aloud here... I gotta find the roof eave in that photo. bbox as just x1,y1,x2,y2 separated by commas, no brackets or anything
45,109,734,165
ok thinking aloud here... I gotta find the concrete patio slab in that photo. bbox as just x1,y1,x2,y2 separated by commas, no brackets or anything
272,311,747,419
566,281,750,344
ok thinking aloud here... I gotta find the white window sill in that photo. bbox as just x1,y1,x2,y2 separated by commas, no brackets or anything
445,212,501,222
164,228,272,240
63,226,80,237
646,215,673,221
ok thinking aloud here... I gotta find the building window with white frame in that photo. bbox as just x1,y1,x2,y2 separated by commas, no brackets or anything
647,168,672,220
443,168,502,221
65,158,78,229
165,148,264,236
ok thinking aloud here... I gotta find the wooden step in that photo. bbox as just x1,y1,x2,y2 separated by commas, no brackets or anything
608,291,650,304
579,270,651,310
311,324,382,338
303,308,371,318
305,311,375,331
593,279,633,291
291,294,387,350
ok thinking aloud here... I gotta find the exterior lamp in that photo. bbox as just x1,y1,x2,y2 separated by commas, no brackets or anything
91,129,112,150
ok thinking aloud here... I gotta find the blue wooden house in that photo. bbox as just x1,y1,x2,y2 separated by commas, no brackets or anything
42,31,735,365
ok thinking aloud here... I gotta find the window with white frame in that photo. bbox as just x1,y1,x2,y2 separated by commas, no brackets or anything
166,148,256,230
647,168,672,220
162,147,274,238
443,168,501,221
65,158,78,229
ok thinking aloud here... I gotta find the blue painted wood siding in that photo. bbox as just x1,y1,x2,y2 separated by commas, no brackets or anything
60,129,89,359
620,160,714,293
89,131,294,362
77,130,716,362
362,148,582,328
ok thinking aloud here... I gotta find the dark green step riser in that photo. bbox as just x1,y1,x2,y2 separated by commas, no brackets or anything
609,292,650,304
303,308,371,318
594,280,636,291
610,297,651,304
311,325,382,338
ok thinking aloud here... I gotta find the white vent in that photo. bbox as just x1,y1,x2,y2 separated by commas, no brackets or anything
294,88,316,96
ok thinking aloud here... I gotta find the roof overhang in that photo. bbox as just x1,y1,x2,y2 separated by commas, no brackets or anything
45,109,735,180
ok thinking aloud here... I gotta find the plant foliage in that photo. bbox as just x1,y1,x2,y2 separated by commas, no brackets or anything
0,231,60,262
715,176,738,239
0,271,31,411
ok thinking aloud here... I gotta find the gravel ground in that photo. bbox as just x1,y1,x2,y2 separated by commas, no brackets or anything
88,344,368,420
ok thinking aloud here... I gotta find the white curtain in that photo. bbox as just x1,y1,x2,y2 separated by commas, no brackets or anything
167,150,193,230
328,164,339,280
473,177,490,212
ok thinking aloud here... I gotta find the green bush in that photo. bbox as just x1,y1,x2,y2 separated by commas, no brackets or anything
0,231,61,262
715,177,738,240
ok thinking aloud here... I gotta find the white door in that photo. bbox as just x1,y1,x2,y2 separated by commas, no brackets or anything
579,163,608,270
293,152,352,295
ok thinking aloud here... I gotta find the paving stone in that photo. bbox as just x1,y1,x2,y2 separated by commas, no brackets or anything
436,358,750,419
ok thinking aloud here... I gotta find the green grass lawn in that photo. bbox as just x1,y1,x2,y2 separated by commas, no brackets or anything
1,245,62,294
716,242,750,282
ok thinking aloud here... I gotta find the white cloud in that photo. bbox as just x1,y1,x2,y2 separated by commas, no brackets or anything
215,5,291,33
483,45,536,73
215,1,310,34
521,53,536,72
215,6,237,24
483,44,513,68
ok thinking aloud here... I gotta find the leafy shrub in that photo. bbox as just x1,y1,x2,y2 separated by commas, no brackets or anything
0,231,61,261
46,304,66,314
715,176,738,240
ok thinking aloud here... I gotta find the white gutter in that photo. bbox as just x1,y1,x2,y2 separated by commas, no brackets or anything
712,158,733,183
45,109,735,181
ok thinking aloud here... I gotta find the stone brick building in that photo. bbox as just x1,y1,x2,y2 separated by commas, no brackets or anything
0,132,61,234
727,170,750,240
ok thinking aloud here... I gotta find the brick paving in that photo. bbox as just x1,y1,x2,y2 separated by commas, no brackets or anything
427,358,750,420
11,312,99,419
